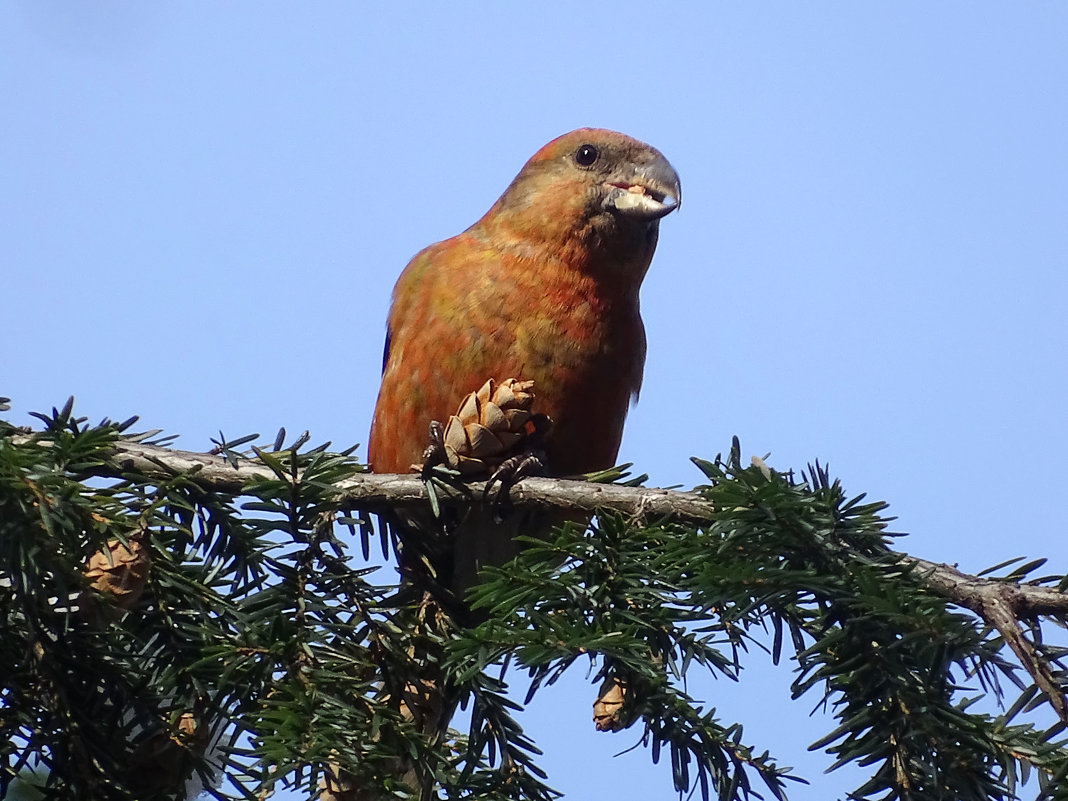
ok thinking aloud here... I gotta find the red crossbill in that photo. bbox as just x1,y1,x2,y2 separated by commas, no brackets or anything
369,128,680,597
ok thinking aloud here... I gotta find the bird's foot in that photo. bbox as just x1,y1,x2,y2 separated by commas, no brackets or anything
420,420,448,480
418,420,470,521
483,413,551,521
484,450,545,522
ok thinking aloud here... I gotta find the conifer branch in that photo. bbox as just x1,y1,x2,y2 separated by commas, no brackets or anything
18,432,1068,723
65,435,1068,618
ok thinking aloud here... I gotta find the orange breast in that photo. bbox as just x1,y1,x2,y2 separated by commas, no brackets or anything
368,234,645,477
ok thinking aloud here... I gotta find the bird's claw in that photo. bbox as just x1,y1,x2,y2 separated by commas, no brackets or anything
420,420,447,480
484,449,546,523
418,420,457,519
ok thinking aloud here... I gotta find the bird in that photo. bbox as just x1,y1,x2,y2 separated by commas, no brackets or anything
368,127,680,601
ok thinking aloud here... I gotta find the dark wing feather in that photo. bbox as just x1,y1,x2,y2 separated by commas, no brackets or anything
381,329,392,375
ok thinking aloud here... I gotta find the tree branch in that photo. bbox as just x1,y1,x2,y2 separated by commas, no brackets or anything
76,437,1068,616
904,556,1068,721
31,433,1068,719
80,436,713,521
905,557,1068,619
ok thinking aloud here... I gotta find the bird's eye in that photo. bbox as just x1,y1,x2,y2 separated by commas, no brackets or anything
574,144,599,167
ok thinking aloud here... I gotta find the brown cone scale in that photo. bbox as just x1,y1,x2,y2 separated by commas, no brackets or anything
437,378,539,475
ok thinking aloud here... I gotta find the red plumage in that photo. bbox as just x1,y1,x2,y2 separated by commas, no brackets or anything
369,128,679,479
368,129,680,599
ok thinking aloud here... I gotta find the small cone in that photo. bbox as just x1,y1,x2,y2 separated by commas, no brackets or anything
440,378,539,475
592,676,641,732
85,534,151,610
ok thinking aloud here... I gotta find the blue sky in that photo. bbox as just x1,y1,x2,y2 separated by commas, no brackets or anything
3,3,1067,799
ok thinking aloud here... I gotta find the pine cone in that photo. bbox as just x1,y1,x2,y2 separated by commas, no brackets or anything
84,533,150,611
441,378,538,475
592,676,639,732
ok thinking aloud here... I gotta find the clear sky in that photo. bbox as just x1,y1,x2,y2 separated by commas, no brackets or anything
3,3,1067,800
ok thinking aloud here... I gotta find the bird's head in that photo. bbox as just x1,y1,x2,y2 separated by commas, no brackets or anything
480,128,681,261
